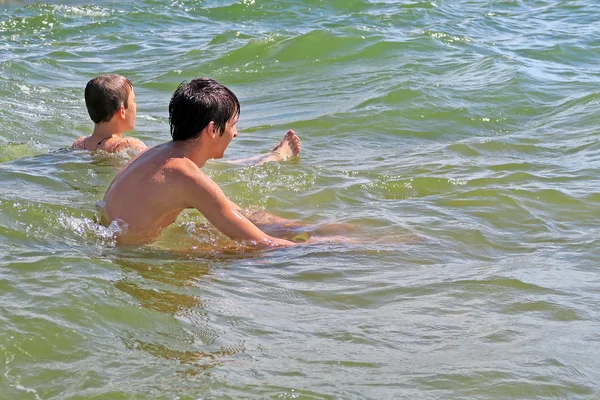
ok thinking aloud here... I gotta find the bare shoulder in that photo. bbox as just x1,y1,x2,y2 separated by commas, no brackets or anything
171,160,225,202
112,137,147,153
169,158,211,185
123,137,147,151
72,136,88,149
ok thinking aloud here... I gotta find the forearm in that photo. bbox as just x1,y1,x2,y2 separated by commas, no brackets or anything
187,172,297,248
208,206,296,247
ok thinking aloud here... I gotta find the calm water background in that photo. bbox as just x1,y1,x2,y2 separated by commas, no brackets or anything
1,0,600,398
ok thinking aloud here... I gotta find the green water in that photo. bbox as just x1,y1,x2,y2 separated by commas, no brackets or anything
1,0,600,398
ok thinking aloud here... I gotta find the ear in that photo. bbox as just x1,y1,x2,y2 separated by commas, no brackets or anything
206,121,217,139
118,105,127,120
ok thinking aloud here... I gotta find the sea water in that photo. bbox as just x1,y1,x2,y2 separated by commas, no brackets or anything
1,0,599,398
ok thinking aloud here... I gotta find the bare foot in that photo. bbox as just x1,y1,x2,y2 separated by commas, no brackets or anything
225,130,301,166
270,130,301,161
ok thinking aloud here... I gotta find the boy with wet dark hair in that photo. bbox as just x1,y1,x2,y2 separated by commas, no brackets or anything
72,74,146,153
169,77,240,141
102,77,302,246
168,78,299,165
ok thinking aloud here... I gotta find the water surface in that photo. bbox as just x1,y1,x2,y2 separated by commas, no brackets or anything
1,0,600,398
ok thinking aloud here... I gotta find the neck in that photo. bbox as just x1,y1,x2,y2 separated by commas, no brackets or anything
169,137,212,168
91,123,124,140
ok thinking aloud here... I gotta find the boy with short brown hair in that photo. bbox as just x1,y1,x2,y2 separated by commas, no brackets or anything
72,74,146,153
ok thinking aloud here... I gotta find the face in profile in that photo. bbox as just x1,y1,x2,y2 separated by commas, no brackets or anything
125,89,137,130
215,115,238,159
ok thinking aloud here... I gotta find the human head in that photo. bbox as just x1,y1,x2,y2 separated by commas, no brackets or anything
169,78,240,142
85,74,134,124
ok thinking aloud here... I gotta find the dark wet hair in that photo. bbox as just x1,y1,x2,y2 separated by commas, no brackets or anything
84,74,133,124
169,78,240,141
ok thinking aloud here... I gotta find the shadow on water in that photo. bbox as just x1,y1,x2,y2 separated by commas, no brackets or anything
109,253,250,373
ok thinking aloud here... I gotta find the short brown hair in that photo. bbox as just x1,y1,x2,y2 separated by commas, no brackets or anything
84,74,133,123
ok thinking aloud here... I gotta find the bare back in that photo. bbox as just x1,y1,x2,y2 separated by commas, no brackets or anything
73,135,146,153
102,143,195,244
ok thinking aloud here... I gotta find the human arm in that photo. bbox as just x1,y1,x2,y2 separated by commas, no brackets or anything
183,170,295,247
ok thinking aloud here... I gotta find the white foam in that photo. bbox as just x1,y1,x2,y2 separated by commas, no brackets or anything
56,211,127,244
54,5,112,18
